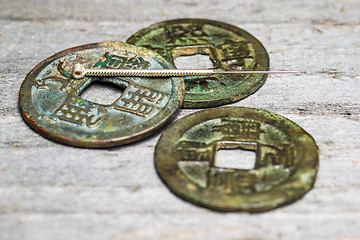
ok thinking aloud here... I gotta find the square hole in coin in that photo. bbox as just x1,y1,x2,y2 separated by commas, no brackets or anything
80,82,125,105
174,54,214,69
215,148,256,170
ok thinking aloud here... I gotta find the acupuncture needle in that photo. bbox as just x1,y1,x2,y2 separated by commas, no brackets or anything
72,63,300,79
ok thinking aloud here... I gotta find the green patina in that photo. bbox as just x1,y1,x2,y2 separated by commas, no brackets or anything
19,41,184,148
155,107,319,212
127,19,269,108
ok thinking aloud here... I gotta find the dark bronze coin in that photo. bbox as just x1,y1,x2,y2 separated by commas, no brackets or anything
155,107,318,212
127,19,269,108
19,41,184,148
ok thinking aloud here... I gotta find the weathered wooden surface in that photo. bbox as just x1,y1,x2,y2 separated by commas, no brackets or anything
0,0,359,239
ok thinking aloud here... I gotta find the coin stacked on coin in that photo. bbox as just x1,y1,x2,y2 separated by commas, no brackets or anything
19,19,318,212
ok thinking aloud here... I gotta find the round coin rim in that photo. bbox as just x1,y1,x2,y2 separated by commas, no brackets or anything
19,41,185,148
154,107,319,212
127,18,270,108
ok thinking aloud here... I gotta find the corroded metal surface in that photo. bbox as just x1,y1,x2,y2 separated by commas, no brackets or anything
155,107,319,212
127,19,270,108
19,41,184,148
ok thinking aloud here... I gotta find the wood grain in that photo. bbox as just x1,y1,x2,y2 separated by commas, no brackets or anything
0,0,359,239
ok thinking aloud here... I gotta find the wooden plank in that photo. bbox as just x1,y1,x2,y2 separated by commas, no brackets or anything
0,0,359,239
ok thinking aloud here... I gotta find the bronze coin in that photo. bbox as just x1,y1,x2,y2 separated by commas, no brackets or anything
127,19,269,108
155,107,318,212
19,41,184,148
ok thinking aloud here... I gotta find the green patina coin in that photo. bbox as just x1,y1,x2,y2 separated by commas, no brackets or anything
155,107,318,212
19,41,184,148
127,19,269,108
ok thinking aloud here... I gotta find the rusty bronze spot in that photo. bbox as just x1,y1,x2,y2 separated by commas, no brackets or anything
19,41,184,148
154,107,318,212
127,19,270,108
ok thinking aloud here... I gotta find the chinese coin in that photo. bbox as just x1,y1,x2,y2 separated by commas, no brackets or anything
127,19,269,108
155,107,318,212
19,41,184,148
